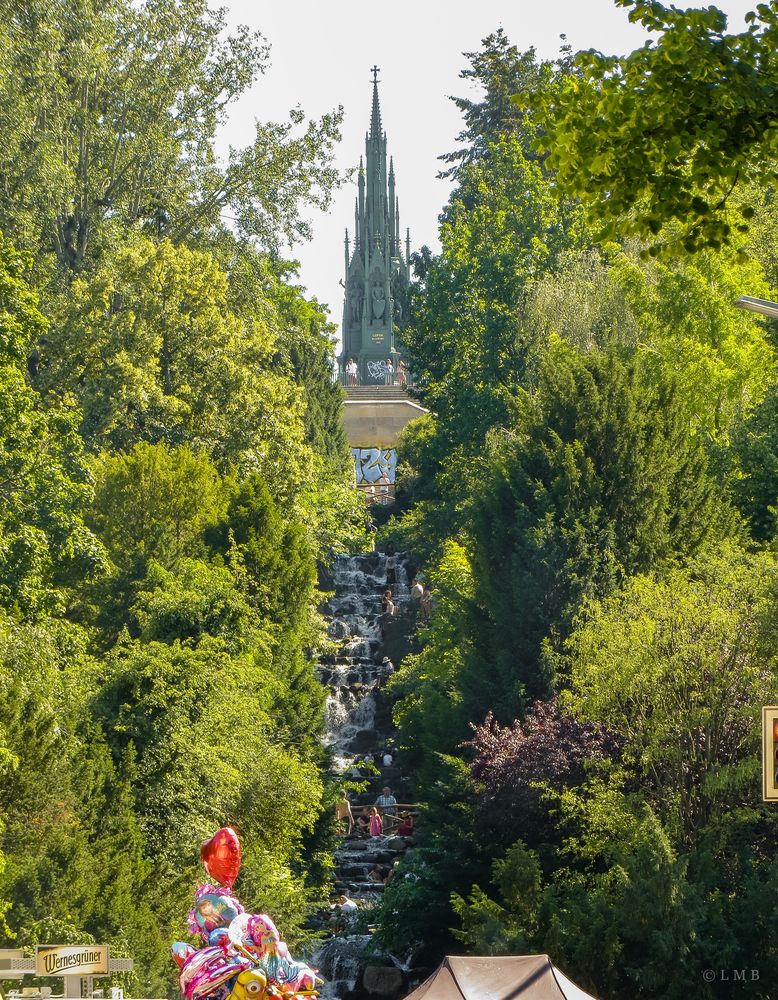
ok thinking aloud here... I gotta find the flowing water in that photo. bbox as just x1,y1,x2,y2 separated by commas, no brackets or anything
318,553,409,771
311,552,414,1000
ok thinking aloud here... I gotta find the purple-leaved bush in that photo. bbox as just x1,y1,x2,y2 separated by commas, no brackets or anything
464,698,622,828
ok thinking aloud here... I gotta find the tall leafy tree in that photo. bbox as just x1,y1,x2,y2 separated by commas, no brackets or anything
532,0,778,253
0,0,342,272
43,239,309,487
469,341,728,712
0,235,102,616
731,380,778,541
439,28,557,179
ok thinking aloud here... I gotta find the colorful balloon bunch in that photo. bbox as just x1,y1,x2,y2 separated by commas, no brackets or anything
171,828,321,1000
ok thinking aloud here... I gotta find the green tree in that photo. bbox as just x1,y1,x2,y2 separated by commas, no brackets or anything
439,29,556,179
532,0,778,253
566,543,778,843
43,239,310,486
526,241,774,440
0,0,342,272
91,633,324,938
211,475,325,748
731,380,778,540
132,559,259,655
90,442,225,575
469,341,727,712
0,235,102,616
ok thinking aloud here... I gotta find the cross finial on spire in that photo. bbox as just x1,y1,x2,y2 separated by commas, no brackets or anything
369,65,382,139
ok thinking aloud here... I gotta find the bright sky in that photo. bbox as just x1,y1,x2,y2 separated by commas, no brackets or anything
218,1,756,329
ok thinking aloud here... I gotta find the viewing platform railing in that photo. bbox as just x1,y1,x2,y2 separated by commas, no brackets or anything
338,365,414,388
358,482,395,505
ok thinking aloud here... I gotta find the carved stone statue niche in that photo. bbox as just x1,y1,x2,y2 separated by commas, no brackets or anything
349,283,363,323
371,282,386,321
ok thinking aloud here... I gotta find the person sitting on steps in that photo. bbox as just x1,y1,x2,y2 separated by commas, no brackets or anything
376,657,394,689
356,806,371,838
368,864,387,884
397,810,414,837
381,588,396,615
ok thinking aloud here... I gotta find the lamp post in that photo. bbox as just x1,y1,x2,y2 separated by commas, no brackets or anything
734,295,778,319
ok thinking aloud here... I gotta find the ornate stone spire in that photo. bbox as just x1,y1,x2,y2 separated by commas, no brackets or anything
369,65,382,140
341,70,411,383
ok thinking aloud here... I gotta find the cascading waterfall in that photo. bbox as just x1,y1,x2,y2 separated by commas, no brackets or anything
314,935,374,999
311,551,415,1000
317,553,409,770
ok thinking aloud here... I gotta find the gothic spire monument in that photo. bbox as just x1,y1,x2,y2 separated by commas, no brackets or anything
341,67,411,385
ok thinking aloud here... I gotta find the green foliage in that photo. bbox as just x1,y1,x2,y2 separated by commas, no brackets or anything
731,380,778,540
528,242,774,441
0,236,103,616
409,134,588,452
390,542,476,775
43,239,309,487
531,1,778,253
566,543,778,843
396,129,590,554
267,259,349,468
211,474,326,748
374,754,483,962
91,442,226,574
0,0,354,983
440,28,558,179
469,341,728,711
133,559,259,654
381,31,778,990
0,0,341,270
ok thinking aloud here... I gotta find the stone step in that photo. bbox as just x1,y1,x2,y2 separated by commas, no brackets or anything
345,386,411,401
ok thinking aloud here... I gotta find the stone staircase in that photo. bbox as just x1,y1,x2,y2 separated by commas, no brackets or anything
313,553,417,999
345,386,411,402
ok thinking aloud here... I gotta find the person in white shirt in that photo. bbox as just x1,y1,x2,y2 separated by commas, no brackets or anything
382,750,393,767
338,895,358,913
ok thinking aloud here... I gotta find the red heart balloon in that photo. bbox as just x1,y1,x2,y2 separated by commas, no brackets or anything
200,827,242,888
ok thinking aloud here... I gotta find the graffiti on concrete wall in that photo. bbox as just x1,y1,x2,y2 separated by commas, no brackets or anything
351,447,397,485
366,360,388,382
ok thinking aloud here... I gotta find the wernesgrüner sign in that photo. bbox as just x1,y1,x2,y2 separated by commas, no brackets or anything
35,946,110,977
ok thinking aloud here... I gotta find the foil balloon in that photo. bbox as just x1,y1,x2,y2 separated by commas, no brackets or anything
246,914,319,993
188,885,244,942
171,942,196,971
173,828,321,998
175,944,252,1000
201,827,242,888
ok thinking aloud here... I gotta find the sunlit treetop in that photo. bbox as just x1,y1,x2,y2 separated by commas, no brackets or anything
529,0,778,255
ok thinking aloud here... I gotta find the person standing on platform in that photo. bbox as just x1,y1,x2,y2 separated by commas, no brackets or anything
369,807,383,837
335,790,354,835
385,358,394,385
375,786,397,811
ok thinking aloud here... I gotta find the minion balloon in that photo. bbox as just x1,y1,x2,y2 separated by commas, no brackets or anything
171,828,321,1000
